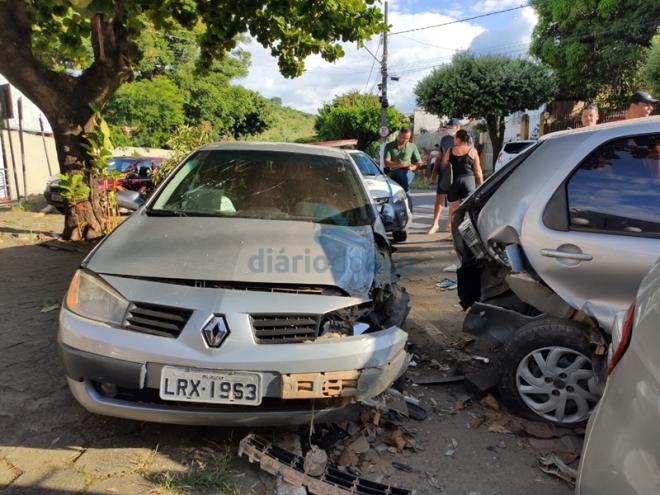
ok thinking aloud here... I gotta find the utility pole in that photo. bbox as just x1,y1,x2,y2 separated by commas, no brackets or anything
378,1,389,169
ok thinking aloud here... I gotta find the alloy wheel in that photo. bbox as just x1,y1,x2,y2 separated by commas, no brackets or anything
516,346,600,424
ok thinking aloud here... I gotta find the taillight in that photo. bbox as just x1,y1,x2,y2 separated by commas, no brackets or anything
608,301,635,374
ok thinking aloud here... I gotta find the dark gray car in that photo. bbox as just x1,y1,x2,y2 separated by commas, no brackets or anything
453,117,660,426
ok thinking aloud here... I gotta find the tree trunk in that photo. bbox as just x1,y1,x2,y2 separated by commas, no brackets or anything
0,2,134,240
486,115,505,168
50,115,104,240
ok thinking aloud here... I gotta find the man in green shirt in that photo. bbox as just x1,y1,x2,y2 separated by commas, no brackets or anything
384,127,421,192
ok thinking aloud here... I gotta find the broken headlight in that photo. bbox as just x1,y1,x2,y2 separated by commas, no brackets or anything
65,269,129,325
319,305,371,337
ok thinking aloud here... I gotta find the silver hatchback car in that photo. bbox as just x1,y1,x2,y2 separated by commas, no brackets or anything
59,143,410,426
454,117,660,426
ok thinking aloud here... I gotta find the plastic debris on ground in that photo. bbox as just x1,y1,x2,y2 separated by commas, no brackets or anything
239,433,415,495
537,453,578,486
435,278,458,290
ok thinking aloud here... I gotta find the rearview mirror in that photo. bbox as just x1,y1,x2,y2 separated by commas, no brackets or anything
116,190,143,211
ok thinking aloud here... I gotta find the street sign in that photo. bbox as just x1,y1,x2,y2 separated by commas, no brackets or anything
379,126,389,137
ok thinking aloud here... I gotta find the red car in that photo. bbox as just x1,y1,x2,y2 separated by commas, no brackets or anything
44,156,162,211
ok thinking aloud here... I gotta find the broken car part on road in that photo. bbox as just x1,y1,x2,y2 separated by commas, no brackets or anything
239,433,415,495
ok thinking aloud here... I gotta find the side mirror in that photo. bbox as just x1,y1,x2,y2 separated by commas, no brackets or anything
116,190,144,211
380,203,395,226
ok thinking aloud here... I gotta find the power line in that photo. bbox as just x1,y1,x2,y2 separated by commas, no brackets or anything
363,38,382,92
390,4,531,36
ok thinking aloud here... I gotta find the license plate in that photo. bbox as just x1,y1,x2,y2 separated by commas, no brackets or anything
51,192,62,202
159,366,261,406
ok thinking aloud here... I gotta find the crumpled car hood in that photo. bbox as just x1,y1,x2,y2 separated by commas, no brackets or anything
85,214,377,297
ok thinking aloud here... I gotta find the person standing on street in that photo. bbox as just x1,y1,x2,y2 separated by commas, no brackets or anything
384,127,421,192
624,91,657,119
581,103,600,127
427,118,461,234
442,129,483,239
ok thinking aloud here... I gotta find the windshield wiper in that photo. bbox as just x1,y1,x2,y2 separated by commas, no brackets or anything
146,209,188,217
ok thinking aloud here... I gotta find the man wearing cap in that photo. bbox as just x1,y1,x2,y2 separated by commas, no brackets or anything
427,118,461,234
384,126,420,192
624,91,657,119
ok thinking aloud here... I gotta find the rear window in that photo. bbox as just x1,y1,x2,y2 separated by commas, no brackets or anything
567,134,660,236
150,150,375,226
503,142,534,154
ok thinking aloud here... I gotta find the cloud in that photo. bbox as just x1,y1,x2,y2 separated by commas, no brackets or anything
467,7,537,56
237,8,483,114
471,0,525,13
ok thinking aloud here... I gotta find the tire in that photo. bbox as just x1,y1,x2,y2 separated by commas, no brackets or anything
498,318,601,427
392,230,407,243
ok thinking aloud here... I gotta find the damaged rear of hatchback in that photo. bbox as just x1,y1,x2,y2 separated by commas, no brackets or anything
453,118,660,426
58,142,410,426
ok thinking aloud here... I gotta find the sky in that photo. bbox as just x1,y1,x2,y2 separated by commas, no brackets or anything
238,0,538,115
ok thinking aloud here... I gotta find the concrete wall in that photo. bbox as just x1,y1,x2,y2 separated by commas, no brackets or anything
0,130,172,201
1,130,57,200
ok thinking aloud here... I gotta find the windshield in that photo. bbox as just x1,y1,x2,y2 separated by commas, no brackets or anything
351,152,382,176
149,149,375,226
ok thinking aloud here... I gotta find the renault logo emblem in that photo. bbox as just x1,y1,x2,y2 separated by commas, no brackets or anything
202,315,229,348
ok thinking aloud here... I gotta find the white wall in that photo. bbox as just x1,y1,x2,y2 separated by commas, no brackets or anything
0,75,53,134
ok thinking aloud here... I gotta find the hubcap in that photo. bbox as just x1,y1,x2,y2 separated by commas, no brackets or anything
516,346,600,424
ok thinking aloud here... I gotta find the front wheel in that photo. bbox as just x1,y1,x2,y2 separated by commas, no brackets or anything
498,318,601,427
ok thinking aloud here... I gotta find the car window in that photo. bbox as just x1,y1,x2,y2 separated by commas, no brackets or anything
150,150,375,226
503,142,534,154
567,134,660,236
351,152,381,176
107,158,138,173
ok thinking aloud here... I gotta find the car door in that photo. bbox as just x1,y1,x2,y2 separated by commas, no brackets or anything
522,132,660,329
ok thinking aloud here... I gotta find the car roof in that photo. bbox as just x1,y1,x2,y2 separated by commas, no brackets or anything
199,141,349,159
539,115,660,142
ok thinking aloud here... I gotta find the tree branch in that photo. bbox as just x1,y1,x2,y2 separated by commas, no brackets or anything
0,0,76,121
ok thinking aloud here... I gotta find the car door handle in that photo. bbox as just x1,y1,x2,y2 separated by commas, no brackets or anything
540,249,593,261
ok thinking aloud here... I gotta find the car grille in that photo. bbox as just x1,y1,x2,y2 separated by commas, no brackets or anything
250,314,320,343
123,302,192,338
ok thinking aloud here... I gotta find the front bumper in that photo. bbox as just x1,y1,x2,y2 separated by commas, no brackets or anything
59,277,409,425
381,199,410,233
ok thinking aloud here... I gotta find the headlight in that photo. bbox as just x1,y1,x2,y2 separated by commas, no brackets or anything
319,305,371,337
65,270,129,325
393,189,407,203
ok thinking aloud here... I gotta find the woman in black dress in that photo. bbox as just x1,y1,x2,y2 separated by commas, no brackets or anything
439,129,483,237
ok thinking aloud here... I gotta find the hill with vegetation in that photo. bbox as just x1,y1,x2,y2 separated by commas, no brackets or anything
252,100,317,143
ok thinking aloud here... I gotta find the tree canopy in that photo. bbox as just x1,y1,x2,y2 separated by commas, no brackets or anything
315,91,408,150
0,0,383,239
530,0,660,104
415,53,556,158
640,36,660,98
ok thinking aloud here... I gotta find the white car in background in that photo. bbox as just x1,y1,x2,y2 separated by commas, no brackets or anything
494,140,536,172
348,150,412,243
